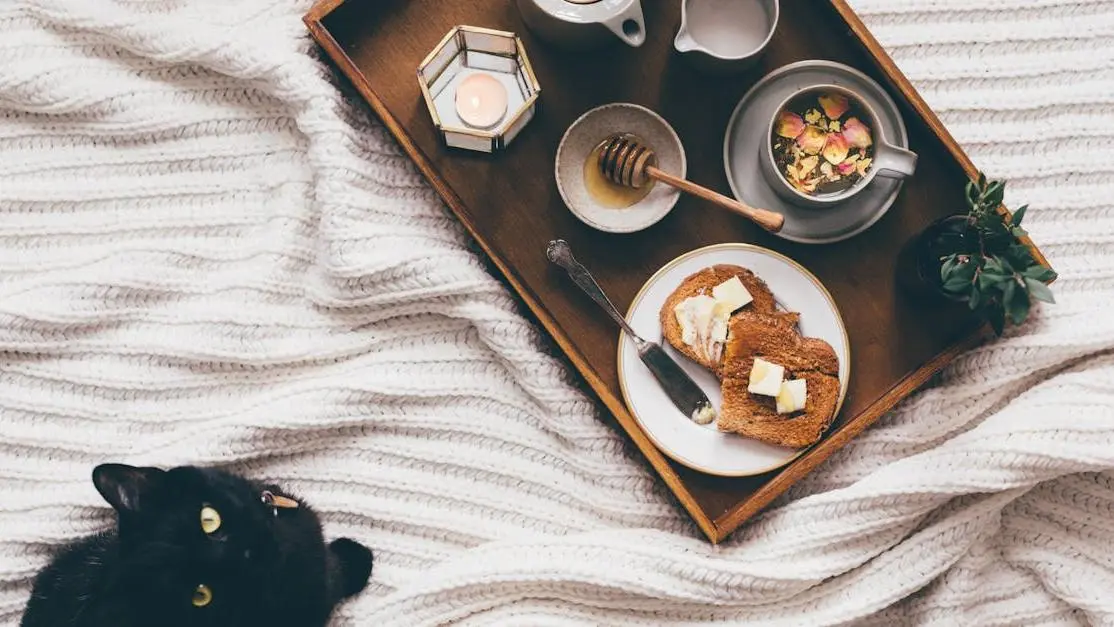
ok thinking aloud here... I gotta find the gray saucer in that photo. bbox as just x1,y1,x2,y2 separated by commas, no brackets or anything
723,60,910,244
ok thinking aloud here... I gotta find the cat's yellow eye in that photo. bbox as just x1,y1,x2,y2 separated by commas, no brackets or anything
199,506,221,534
192,584,212,608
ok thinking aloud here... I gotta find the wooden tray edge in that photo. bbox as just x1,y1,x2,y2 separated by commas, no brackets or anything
304,5,719,542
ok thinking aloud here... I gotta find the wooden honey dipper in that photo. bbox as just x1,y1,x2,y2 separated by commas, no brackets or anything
597,133,784,233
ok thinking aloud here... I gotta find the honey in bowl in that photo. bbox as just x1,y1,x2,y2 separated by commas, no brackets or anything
583,137,656,209
771,90,875,197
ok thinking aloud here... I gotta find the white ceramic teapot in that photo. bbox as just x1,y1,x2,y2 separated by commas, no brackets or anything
516,0,646,49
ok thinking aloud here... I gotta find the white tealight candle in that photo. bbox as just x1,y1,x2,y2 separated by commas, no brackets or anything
454,73,508,129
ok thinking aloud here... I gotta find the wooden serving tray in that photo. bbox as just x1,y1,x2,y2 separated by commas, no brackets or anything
305,0,1051,543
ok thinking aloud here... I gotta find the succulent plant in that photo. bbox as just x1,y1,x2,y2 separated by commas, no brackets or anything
937,173,1056,335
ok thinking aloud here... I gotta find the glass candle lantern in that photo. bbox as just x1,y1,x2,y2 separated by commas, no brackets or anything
417,26,541,153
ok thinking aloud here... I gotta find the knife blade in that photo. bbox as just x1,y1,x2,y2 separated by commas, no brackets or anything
633,337,715,421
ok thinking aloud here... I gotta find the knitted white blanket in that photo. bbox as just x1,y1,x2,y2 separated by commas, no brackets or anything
1,0,1111,624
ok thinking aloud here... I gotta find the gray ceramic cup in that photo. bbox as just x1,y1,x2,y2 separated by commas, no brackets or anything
673,0,779,73
760,84,917,208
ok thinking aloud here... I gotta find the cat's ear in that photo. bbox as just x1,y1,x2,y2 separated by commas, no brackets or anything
92,464,166,515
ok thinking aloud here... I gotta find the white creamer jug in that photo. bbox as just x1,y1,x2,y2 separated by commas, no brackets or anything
674,0,779,73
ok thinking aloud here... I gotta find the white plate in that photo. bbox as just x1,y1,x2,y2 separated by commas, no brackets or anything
617,244,851,477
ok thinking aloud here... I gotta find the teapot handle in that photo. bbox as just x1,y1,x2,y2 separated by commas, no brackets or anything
602,2,646,47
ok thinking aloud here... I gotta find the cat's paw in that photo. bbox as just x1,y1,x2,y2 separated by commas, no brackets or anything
328,538,373,598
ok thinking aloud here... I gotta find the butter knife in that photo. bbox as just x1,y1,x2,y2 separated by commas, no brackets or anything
546,239,715,423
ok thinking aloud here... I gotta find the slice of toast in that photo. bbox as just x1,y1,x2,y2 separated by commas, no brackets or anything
660,265,798,377
718,311,841,448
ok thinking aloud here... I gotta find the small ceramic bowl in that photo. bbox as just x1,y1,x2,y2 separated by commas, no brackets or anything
555,103,685,233
760,83,918,209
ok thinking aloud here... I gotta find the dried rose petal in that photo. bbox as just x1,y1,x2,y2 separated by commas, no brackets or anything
819,93,849,119
822,133,850,165
822,162,839,181
796,126,827,155
856,157,873,176
842,117,873,149
837,160,856,176
775,111,806,139
798,155,819,176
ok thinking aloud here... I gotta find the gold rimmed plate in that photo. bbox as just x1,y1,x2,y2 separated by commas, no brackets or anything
617,243,851,477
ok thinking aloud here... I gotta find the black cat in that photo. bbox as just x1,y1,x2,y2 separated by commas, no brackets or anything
21,464,373,627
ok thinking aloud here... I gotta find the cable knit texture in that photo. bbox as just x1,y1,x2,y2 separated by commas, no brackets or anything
0,0,1111,625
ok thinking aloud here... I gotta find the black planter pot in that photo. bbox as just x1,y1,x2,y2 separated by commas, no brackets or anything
896,214,972,303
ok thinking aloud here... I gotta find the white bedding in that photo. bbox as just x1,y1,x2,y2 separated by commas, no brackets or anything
1,0,1112,624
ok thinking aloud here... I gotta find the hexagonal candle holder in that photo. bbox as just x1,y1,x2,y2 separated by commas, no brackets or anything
417,26,541,153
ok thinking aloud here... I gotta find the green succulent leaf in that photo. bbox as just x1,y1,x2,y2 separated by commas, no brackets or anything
979,270,1011,288
1005,244,1034,268
943,279,970,294
1002,280,1024,327
943,265,973,290
1002,279,1016,310
1025,277,1056,304
984,182,1005,208
1006,280,1031,325
940,254,960,282
977,271,1004,292
987,303,1006,336
984,227,1014,254
1011,205,1028,227
1023,266,1057,283
956,259,978,281
968,285,982,310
